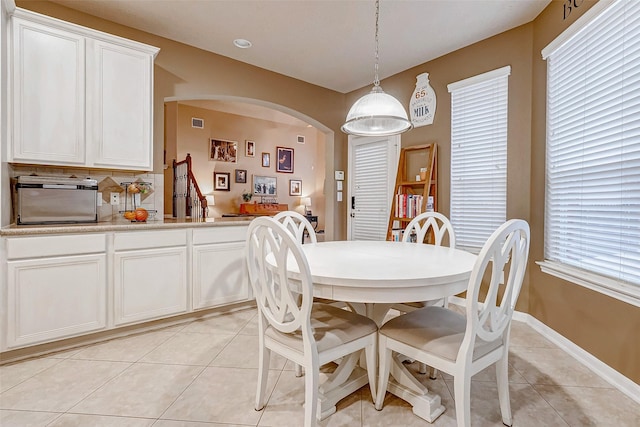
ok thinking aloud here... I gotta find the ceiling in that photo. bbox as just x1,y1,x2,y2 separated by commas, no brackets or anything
48,0,551,94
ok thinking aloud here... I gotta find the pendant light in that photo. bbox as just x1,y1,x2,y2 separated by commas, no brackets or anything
342,0,412,136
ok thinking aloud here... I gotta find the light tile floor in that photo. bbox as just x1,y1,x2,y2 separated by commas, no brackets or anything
1,307,638,426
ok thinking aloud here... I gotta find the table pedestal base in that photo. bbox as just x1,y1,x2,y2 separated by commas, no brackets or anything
317,365,369,420
313,302,448,423
386,352,445,422
386,379,445,422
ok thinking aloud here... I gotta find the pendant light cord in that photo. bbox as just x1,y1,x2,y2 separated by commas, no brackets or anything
374,0,380,87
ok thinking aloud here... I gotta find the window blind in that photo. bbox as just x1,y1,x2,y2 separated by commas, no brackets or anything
448,66,509,252
543,0,640,291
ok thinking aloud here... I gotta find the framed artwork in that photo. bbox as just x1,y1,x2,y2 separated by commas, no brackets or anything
235,169,247,183
213,172,230,191
276,146,294,173
210,138,238,163
289,179,302,196
245,140,255,157
253,175,277,196
262,152,270,167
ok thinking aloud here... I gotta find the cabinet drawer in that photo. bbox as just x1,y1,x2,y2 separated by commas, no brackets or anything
114,229,186,251
6,234,105,260
193,225,248,245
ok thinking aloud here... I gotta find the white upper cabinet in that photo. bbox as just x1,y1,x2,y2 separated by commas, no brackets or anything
89,39,154,169
9,9,159,171
11,17,86,164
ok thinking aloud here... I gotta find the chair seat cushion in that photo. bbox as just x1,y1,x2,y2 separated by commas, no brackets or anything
265,303,377,353
379,306,502,362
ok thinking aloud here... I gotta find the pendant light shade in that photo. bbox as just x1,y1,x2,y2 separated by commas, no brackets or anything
342,85,412,136
342,0,412,137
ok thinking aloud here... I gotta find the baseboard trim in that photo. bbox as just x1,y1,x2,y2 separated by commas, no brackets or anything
448,296,640,404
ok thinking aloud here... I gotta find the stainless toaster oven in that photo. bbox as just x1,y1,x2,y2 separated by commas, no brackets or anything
16,176,99,225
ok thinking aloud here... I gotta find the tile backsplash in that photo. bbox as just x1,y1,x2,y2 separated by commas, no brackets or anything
9,164,164,223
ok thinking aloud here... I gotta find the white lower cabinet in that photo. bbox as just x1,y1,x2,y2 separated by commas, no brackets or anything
1,225,249,352
192,226,249,310
113,230,188,326
5,235,107,348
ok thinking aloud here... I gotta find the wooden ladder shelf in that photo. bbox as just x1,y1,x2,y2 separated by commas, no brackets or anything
387,143,438,241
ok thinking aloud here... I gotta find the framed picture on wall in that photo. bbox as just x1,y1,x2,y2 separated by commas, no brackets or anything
253,175,277,196
210,138,238,163
262,152,270,167
214,172,230,191
276,146,294,173
289,179,302,196
235,169,247,183
246,140,255,157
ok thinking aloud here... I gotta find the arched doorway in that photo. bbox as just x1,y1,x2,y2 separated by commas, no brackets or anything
164,95,335,240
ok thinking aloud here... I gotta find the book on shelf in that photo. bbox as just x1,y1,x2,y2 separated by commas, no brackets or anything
426,195,434,212
390,228,405,242
394,194,424,218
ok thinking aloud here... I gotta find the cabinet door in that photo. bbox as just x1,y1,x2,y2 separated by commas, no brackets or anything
114,247,187,326
89,39,153,170
7,254,106,348
11,17,85,165
192,241,249,310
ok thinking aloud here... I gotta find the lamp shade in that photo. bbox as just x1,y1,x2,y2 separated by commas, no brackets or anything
342,86,413,137
301,197,311,207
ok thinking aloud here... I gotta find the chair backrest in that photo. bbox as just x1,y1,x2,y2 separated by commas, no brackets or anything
461,219,530,357
402,211,456,247
274,211,317,244
246,217,314,336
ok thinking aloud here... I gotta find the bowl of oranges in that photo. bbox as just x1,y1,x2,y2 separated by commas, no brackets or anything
123,208,149,222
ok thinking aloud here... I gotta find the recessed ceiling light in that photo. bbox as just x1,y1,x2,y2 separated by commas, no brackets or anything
233,39,252,49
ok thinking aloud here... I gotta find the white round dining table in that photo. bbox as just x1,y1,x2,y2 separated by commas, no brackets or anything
288,240,477,423
296,240,477,305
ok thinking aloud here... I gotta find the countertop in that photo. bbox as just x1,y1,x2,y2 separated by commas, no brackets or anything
0,217,256,236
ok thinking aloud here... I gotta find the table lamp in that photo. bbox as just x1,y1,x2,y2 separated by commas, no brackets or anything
205,193,215,217
302,197,312,215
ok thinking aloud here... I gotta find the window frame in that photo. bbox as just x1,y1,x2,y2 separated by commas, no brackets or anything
538,0,640,308
448,66,510,253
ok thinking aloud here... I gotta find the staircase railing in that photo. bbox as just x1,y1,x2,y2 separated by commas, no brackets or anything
173,153,207,219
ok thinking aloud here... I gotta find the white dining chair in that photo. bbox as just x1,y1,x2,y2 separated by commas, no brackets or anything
403,211,456,247
246,217,378,427
395,211,457,310
274,210,334,377
393,211,457,376
375,219,530,427
274,210,317,244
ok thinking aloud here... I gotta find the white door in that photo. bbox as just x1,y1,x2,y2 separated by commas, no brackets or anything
347,135,400,240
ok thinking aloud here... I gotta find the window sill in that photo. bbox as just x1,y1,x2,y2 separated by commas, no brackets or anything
537,260,640,308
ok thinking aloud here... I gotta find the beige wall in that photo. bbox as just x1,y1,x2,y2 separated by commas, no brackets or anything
14,0,639,383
